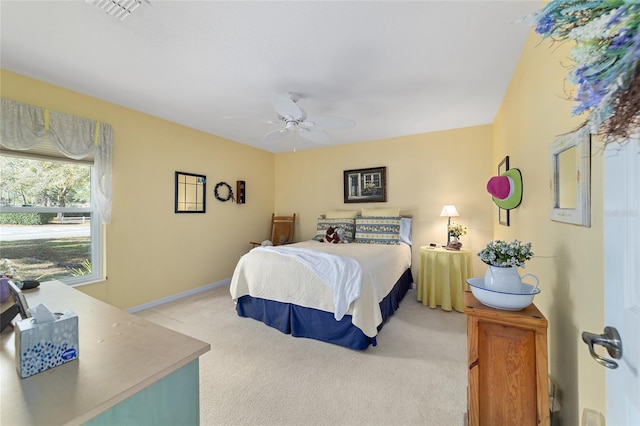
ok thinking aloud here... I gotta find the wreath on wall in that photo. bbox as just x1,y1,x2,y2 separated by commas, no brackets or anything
532,1,640,147
214,182,235,202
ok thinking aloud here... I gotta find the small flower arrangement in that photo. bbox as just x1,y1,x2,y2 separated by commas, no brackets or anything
478,239,534,268
448,223,467,239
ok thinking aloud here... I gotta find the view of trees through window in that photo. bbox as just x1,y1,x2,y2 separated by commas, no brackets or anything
1,157,90,207
0,156,97,283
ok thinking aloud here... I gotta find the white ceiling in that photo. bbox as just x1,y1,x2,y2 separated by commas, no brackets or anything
0,1,540,153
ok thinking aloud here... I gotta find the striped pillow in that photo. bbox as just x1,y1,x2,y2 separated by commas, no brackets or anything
313,218,356,242
354,217,401,245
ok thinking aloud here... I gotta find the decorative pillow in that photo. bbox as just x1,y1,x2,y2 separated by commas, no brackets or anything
325,209,359,219
361,207,401,217
355,216,401,245
313,218,356,242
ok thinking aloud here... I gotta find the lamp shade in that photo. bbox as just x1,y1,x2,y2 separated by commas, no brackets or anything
440,205,460,217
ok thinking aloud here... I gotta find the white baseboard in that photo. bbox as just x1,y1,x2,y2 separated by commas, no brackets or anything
126,278,231,313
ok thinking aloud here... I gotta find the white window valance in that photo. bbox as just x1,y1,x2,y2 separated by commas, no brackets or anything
0,98,113,223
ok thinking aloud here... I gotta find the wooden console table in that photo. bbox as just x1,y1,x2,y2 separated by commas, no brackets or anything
464,292,550,426
1,280,210,425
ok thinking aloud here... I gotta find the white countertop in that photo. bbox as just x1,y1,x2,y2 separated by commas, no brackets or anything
1,280,210,425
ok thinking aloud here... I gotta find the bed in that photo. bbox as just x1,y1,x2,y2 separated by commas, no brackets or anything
230,215,413,350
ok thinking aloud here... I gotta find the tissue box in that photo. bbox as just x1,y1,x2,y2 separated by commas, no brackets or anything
15,309,79,378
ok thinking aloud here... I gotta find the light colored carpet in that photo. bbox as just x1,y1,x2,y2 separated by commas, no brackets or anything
136,285,468,426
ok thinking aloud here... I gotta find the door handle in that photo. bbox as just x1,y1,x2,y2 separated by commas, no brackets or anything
581,326,622,369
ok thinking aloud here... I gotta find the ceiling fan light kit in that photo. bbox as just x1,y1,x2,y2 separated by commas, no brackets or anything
261,92,355,147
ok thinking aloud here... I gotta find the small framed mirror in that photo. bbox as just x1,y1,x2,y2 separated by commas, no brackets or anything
549,132,591,226
175,171,206,213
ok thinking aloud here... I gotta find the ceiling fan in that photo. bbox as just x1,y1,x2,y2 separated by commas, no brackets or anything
262,92,355,145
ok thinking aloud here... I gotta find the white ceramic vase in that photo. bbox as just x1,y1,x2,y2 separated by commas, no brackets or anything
484,265,539,293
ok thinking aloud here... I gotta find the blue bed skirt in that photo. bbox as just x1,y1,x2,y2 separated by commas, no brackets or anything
235,268,413,350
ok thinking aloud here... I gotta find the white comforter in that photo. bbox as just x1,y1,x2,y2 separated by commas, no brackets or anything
230,241,412,337
252,246,362,320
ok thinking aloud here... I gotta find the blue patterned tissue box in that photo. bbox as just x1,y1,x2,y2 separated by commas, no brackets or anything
15,310,79,378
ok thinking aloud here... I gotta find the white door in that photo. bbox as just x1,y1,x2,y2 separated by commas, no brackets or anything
603,138,640,425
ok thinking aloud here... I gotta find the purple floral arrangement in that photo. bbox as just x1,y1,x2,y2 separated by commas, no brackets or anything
533,1,640,143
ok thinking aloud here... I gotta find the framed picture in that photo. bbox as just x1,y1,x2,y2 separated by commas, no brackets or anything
8,280,30,319
343,166,387,203
497,156,510,226
175,171,206,213
1,280,30,331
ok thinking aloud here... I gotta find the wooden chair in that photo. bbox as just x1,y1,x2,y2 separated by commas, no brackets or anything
250,213,296,247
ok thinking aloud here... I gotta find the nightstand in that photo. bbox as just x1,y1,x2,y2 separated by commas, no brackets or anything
417,246,473,312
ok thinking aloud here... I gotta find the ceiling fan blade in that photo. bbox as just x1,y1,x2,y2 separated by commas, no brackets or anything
298,127,331,144
262,128,290,144
304,115,355,130
222,115,280,126
270,94,303,121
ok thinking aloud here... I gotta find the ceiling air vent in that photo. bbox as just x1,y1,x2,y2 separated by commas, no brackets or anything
85,0,148,21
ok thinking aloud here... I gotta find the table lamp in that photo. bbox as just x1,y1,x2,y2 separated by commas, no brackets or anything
440,205,459,245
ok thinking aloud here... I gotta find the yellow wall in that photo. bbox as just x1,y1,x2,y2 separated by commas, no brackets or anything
274,126,495,277
493,31,605,424
1,69,275,308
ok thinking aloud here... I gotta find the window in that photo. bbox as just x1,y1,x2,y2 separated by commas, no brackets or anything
0,98,112,285
0,155,102,285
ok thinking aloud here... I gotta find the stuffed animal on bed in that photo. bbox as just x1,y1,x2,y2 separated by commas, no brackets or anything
322,227,349,243
322,226,340,243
